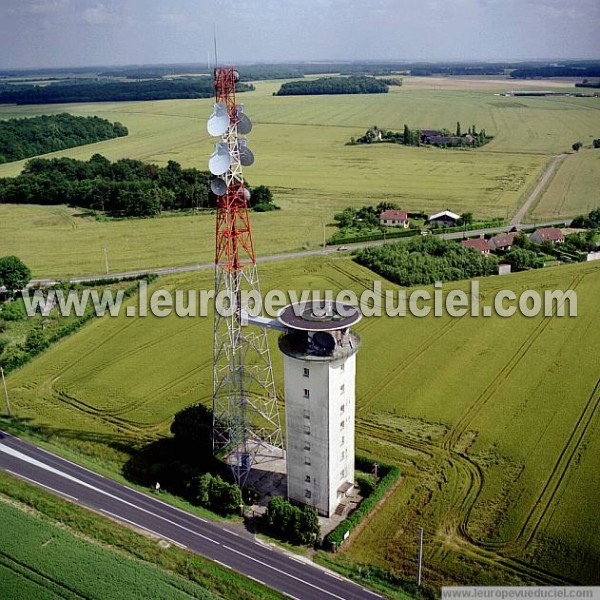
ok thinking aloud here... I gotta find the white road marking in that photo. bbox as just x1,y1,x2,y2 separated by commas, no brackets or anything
4,469,78,502
99,508,186,549
222,544,348,600
33,444,106,477
214,560,232,569
0,443,221,546
1,440,381,599
2,433,211,526
362,588,383,598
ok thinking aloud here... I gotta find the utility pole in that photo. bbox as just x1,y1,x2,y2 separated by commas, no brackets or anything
102,244,109,275
1,367,11,416
416,526,424,586
322,221,326,251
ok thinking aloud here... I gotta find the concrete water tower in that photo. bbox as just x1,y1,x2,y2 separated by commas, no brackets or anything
277,301,362,517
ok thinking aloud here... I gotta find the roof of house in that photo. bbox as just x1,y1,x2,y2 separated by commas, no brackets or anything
429,210,461,221
489,232,517,248
533,227,564,241
421,129,440,137
380,209,408,221
461,238,490,253
428,135,460,144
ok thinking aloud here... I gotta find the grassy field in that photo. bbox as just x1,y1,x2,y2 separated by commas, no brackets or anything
3,255,600,586
531,149,600,220
0,472,284,600
1,77,598,278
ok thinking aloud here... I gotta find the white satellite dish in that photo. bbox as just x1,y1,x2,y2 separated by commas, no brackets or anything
209,142,231,176
236,139,254,167
235,105,252,135
207,102,229,137
240,145,254,167
210,177,228,196
238,114,252,135
243,187,251,202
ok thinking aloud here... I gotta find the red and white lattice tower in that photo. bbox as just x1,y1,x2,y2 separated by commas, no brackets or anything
207,67,283,486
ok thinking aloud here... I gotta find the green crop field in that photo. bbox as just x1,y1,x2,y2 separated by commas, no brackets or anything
531,149,600,220
1,77,598,278
0,493,218,599
0,472,284,600
3,255,600,587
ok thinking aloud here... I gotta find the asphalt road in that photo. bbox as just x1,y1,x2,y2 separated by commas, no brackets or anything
30,218,571,287
0,430,383,600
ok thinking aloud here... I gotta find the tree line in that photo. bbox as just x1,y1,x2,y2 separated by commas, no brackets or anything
0,78,254,105
354,236,498,287
350,123,492,148
0,113,128,164
276,76,389,96
510,66,600,79
0,155,277,217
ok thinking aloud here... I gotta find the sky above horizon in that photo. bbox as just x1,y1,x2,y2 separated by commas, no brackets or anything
1,0,599,70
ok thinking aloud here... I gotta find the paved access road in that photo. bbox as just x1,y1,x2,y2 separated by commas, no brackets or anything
30,218,571,288
0,430,383,600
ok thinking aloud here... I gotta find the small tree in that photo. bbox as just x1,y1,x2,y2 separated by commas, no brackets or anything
403,124,411,145
513,231,532,250
295,506,320,545
456,121,461,137
0,256,31,296
572,142,582,152
170,404,213,453
459,212,474,227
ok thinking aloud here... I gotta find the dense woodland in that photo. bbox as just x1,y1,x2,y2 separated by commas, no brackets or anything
0,113,128,163
276,76,389,96
0,156,276,217
575,80,600,89
354,236,498,286
0,78,254,105
510,65,600,79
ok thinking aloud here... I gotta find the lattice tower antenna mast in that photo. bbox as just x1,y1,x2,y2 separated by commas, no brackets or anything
207,67,283,486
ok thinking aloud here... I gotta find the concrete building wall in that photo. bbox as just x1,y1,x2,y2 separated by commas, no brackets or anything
283,353,356,516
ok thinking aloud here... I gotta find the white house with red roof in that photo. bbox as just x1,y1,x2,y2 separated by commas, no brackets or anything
379,209,409,228
461,238,490,254
530,227,565,245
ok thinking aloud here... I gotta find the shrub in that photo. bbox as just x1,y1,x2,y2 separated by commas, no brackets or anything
189,473,243,515
0,299,26,321
263,497,320,545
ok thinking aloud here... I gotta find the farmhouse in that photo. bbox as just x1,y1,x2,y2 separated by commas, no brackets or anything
488,232,517,251
530,227,565,245
428,209,461,227
379,209,409,228
461,238,490,254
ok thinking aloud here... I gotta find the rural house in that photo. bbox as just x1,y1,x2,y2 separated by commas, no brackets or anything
461,238,490,254
530,227,565,245
488,232,517,251
428,209,461,227
379,209,409,228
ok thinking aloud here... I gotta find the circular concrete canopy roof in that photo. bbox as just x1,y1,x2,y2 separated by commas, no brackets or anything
277,301,362,332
